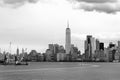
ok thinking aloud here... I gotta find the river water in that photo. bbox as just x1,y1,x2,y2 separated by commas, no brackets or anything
0,62,120,80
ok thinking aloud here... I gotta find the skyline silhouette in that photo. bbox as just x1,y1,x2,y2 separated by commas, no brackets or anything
0,0,120,54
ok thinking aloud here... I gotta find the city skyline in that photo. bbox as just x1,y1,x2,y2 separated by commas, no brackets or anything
0,0,120,54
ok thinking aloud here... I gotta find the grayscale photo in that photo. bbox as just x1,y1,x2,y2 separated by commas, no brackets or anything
0,0,120,80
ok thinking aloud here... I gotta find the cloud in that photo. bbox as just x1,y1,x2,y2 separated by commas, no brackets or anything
69,0,120,14
0,0,39,8
74,0,116,3
72,32,120,40
71,33,86,40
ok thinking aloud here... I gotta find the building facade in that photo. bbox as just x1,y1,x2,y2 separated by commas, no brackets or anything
65,22,71,60
84,35,92,61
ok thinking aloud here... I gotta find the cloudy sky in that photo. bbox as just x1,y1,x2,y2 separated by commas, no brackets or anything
0,0,120,54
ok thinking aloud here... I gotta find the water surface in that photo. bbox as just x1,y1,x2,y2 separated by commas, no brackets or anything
0,62,120,80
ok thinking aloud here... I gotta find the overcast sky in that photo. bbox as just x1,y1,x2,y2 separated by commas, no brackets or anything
0,0,120,54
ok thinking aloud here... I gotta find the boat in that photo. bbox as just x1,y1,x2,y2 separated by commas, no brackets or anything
1,56,29,66
15,61,28,65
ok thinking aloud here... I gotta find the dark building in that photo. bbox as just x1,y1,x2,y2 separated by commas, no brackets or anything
109,49,116,62
109,42,115,48
99,43,104,50
96,39,100,51
108,42,116,62
84,35,92,61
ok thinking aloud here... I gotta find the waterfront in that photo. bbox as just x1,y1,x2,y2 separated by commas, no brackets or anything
0,62,120,80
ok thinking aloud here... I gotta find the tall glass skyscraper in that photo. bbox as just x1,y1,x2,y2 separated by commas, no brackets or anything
65,21,71,55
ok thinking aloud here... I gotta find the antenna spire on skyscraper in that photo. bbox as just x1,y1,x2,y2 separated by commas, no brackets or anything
67,20,69,28
65,19,71,61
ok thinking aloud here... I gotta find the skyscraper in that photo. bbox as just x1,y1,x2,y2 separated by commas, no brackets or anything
118,41,120,48
16,48,19,56
99,42,104,50
117,41,120,54
84,35,92,60
49,44,54,54
48,44,60,61
96,39,100,51
91,37,96,55
109,42,115,48
65,21,71,55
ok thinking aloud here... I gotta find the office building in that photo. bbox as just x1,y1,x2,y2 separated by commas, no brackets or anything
91,37,96,59
16,48,19,56
99,42,104,50
109,42,115,48
70,45,79,61
45,49,53,61
65,21,71,55
118,41,120,48
57,53,66,61
84,35,92,60
96,39,100,51
49,44,54,54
